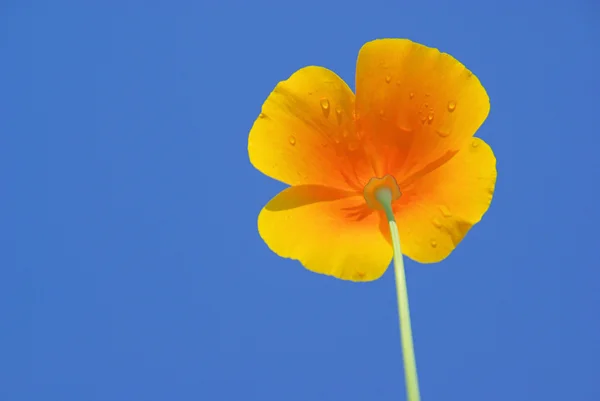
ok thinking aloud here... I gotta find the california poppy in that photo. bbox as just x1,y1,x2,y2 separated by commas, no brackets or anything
248,38,496,401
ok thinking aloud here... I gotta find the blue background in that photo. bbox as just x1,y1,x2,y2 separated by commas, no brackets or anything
2,1,599,400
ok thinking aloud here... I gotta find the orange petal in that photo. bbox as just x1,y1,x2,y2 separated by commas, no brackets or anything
391,138,497,263
249,66,374,191
355,39,490,181
258,185,392,281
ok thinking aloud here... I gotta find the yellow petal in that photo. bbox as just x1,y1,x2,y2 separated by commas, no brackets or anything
355,39,490,181
258,185,392,281
392,138,497,263
249,66,374,191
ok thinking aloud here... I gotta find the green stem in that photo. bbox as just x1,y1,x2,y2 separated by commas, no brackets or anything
376,188,421,401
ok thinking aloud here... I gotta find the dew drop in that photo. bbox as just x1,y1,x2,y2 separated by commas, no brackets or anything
348,141,358,151
335,107,343,125
432,218,442,228
379,109,385,117
259,112,266,119
427,112,434,123
471,140,479,148
357,271,365,278
447,101,457,112
288,135,296,146
320,98,330,114
409,92,415,99
430,240,438,248
385,75,392,83
436,129,450,138
440,205,452,218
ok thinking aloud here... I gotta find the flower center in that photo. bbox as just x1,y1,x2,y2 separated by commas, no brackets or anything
363,175,402,219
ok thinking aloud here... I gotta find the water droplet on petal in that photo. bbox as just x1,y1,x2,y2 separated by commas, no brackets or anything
288,135,296,146
357,271,365,278
430,240,438,248
436,129,450,138
427,113,434,123
320,98,330,116
472,140,479,148
379,109,385,117
409,92,415,99
259,112,266,118
385,75,392,83
447,101,457,112
440,206,452,218
432,218,442,228
396,80,402,86
348,141,358,151
335,107,343,124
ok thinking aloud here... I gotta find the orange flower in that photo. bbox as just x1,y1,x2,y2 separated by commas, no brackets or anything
248,39,496,282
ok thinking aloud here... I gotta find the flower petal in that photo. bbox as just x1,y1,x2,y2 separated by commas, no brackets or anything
249,66,374,191
258,185,392,281
391,138,497,263
355,39,490,180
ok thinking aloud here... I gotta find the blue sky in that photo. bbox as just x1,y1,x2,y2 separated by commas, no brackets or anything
1,1,599,400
